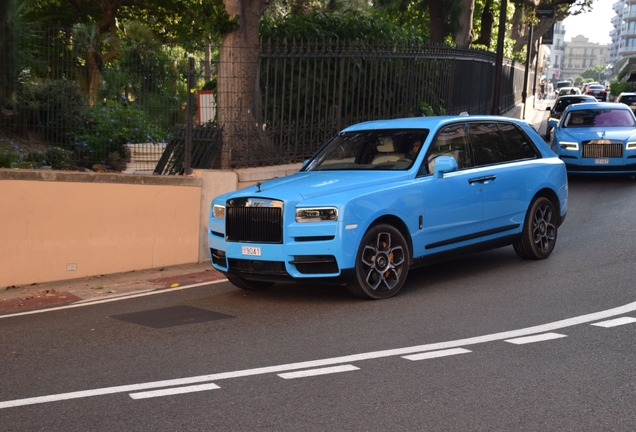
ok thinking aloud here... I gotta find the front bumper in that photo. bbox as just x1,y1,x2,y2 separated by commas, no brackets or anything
208,221,361,281
560,156,636,174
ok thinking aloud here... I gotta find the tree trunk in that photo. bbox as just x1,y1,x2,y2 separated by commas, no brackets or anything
217,0,270,168
473,0,494,47
454,0,475,48
428,0,446,45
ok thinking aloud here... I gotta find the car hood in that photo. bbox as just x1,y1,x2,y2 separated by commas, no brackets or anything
558,128,636,142
226,170,410,202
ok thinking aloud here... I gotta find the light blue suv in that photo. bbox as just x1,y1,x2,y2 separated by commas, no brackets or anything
209,116,568,299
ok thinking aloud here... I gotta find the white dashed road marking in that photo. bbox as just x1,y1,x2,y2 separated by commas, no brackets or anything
278,365,360,379
591,317,636,328
504,332,567,345
402,348,471,361
2,300,636,409
129,383,221,399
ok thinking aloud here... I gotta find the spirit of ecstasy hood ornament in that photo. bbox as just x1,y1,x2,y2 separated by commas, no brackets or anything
255,182,262,193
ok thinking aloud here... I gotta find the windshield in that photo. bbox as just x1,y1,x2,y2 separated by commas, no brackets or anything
303,129,429,171
564,109,635,128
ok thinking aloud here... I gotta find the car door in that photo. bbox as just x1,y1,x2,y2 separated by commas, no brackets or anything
467,121,535,240
414,122,485,256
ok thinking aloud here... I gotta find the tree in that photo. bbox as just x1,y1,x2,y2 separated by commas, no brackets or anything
72,22,119,104
509,0,595,57
216,0,272,167
454,0,475,48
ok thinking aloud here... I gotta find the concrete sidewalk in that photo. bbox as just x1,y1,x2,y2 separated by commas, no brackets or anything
2,96,555,315
0,261,227,315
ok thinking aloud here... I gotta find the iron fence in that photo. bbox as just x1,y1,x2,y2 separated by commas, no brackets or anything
0,26,532,172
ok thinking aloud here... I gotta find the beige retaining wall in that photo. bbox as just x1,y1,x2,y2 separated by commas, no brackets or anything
0,163,302,288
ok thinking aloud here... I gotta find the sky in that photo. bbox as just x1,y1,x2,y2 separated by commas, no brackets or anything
562,0,614,45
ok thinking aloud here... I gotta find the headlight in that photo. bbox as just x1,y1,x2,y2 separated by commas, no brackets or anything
558,141,579,150
213,204,225,220
296,207,338,223
627,142,636,150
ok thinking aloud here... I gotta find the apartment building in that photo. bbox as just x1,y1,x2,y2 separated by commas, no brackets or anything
560,35,609,81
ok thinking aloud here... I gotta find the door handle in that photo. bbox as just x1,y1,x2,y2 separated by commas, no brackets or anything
468,175,496,184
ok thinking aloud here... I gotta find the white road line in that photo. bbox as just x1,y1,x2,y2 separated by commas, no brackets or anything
591,317,636,328
278,365,359,379
129,383,221,400
3,301,636,409
402,348,471,361
504,332,567,345
0,279,228,319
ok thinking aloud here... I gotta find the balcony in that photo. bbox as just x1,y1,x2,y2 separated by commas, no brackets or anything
619,46,636,55
614,1,624,12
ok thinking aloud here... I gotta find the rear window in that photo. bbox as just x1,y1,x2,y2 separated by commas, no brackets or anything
553,97,592,114
469,122,538,166
556,81,571,89
620,95,636,104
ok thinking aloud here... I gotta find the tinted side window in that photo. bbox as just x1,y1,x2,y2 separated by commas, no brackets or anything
498,123,539,160
421,123,472,175
469,123,508,166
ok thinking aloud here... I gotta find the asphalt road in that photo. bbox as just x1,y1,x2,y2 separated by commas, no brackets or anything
1,174,636,431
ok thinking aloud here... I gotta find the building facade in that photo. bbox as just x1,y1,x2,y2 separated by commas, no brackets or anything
560,35,609,81
546,21,566,84
610,0,636,63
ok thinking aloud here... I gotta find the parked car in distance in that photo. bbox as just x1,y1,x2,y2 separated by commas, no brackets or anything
581,82,599,94
616,92,636,113
555,80,573,96
585,84,607,101
544,94,597,138
549,102,636,174
558,87,581,96
209,116,568,299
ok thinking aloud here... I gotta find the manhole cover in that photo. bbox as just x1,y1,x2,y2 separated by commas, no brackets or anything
110,305,234,328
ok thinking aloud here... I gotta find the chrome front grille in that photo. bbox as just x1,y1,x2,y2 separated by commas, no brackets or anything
582,142,623,158
226,198,283,243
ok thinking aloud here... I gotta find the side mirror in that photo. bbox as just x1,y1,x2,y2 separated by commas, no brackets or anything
545,106,552,111
548,118,558,128
433,156,458,178
301,159,310,168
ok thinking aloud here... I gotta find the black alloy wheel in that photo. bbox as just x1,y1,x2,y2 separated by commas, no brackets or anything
513,196,558,260
347,224,410,300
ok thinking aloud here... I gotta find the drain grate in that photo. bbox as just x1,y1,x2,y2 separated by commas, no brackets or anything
110,305,234,328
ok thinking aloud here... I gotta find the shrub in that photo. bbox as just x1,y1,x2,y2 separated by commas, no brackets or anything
25,147,76,170
34,80,87,144
73,100,166,165
0,150,18,168
23,150,47,167
44,146,77,170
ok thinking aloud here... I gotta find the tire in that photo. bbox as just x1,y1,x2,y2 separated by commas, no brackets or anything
544,125,552,140
226,274,274,291
346,224,410,300
513,196,558,260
